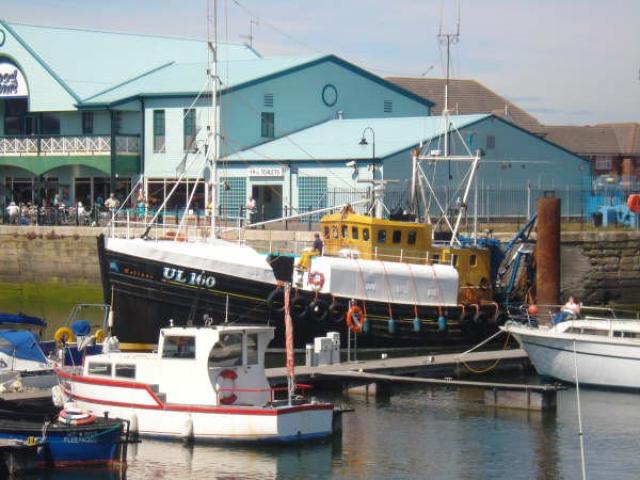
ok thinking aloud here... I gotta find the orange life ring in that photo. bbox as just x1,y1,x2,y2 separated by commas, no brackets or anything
346,305,365,334
215,369,238,405
308,271,325,291
58,408,96,426
627,194,640,214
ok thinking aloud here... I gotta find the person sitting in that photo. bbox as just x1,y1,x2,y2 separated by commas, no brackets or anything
553,296,581,324
104,192,120,210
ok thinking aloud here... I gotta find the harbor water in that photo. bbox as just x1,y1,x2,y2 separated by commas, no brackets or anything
3,287,640,479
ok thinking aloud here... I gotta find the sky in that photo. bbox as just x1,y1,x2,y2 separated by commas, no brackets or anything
3,0,639,126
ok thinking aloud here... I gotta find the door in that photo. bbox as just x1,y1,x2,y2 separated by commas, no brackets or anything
252,185,282,222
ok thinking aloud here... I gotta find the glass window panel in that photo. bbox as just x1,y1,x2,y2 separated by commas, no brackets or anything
162,335,196,359
208,333,243,367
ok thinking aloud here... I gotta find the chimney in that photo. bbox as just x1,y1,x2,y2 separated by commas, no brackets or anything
336,110,343,120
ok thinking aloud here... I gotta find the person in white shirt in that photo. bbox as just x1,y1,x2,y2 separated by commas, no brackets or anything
6,202,19,224
104,193,120,210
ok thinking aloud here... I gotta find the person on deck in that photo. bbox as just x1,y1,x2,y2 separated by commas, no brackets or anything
312,232,324,254
104,193,120,210
6,201,19,224
553,296,581,324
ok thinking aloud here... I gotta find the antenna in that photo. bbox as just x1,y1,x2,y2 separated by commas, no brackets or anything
240,18,259,49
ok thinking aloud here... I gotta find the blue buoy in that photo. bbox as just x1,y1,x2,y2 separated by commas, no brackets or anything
413,317,421,332
362,317,370,334
388,318,396,334
438,315,447,332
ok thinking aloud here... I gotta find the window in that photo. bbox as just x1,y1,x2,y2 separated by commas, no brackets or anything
264,93,274,108
298,177,327,223
392,230,402,244
332,226,338,239
41,114,60,134
486,134,496,150
153,110,166,153
407,230,417,245
82,112,94,135
341,225,348,239
451,254,459,267
261,112,274,138
247,334,258,365
363,228,370,241
162,335,196,359
183,108,197,151
470,254,477,267
431,253,440,264
208,333,243,367
323,226,330,239
377,230,387,244
384,99,393,113
115,364,136,379
595,156,612,171
351,227,359,240
88,362,112,376
219,177,246,218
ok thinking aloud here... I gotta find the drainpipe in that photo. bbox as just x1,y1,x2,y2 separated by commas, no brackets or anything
140,99,145,177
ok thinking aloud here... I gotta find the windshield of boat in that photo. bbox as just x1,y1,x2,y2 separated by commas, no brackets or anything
208,333,243,368
162,335,196,359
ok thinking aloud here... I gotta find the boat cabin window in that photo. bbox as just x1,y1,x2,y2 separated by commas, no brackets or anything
613,331,639,338
323,226,330,239
162,335,196,359
377,230,386,244
392,230,402,244
209,333,243,368
332,226,338,239
115,364,136,379
451,254,459,267
566,327,608,336
247,334,259,365
88,362,112,377
341,225,348,239
407,230,417,245
470,254,477,267
431,253,440,264
363,228,370,241
352,227,359,240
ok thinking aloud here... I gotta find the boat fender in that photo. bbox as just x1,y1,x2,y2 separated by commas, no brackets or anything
51,385,66,407
437,315,447,332
413,317,421,333
58,408,96,426
291,295,309,320
628,194,640,213
215,369,238,405
388,318,397,334
267,288,286,314
346,305,364,334
328,301,347,324
95,329,106,343
54,327,75,344
308,271,325,292
309,299,329,322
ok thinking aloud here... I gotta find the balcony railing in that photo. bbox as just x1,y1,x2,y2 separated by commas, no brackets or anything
0,134,140,156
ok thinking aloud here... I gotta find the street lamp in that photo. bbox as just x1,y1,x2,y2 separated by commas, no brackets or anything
359,127,376,178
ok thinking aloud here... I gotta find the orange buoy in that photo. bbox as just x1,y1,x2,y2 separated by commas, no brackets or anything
627,194,640,213
528,304,539,316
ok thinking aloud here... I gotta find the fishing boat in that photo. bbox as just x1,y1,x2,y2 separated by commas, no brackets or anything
502,312,640,389
55,323,336,443
96,2,533,351
0,409,128,467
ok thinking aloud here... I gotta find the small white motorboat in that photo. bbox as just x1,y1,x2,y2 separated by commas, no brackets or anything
55,323,336,443
502,314,640,389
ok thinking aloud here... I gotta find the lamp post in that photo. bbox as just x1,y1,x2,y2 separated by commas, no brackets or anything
359,127,376,165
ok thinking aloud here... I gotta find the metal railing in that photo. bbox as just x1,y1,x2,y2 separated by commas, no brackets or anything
0,134,140,156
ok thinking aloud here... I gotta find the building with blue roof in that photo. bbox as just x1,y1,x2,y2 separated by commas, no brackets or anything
0,20,588,221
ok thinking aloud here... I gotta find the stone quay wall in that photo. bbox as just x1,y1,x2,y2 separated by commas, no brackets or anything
0,226,638,306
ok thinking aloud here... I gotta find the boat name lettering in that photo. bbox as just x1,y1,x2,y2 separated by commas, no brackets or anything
162,267,216,288
123,267,153,280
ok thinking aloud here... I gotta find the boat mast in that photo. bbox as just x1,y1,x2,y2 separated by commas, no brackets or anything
438,1,459,158
208,0,219,239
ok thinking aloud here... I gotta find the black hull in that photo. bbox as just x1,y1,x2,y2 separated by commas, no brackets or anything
98,235,499,349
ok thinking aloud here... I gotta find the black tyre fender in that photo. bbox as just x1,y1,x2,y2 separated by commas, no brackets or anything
309,298,329,322
291,295,309,320
328,301,347,324
267,288,285,313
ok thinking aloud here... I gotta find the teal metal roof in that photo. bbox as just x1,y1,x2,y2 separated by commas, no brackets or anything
3,21,260,101
224,114,491,162
81,55,324,105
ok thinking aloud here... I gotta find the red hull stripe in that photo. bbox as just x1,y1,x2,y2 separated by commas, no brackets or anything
57,370,333,416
